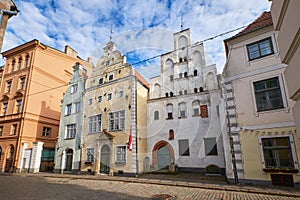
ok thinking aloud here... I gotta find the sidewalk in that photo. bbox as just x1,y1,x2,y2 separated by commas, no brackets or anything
2,172,300,198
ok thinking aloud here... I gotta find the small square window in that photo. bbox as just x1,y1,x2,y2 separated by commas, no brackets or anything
99,78,104,85
118,91,124,98
98,96,102,102
107,93,112,100
89,99,93,105
109,74,114,81
42,127,51,137
71,84,78,93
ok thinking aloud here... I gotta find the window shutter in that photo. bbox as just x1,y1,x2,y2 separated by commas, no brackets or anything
200,105,208,118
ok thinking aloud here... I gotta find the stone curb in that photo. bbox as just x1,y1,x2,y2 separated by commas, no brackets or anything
2,173,300,198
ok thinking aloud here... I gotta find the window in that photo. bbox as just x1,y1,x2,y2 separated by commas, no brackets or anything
254,77,284,112
109,110,125,131
86,148,94,162
118,91,124,98
194,88,198,93
71,84,78,93
184,72,188,78
89,98,92,105
262,137,294,169
199,87,204,92
179,91,183,95
19,77,25,90
74,102,80,113
41,148,55,161
170,75,173,81
106,60,110,66
88,114,102,134
98,96,102,102
0,126,3,136
179,139,190,156
179,102,187,118
165,93,169,97
154,111,159,120
16,100,22,113
166,104,173,119
184,90,188,95
11,60,15,72
192,100,200,116
179,73,183,78
247,37,274,60
17,58,22,70
42,127,51,137
2,103,8,115
204,138,218,156
11,124,17,135
99,78,104,85
169,129,174,140
66,124,76,139
6,81,12,93
109,74,114,81
24,55,29,68
116,146,126,163
65,104,72,115
107,93,112,100
194,70,198,76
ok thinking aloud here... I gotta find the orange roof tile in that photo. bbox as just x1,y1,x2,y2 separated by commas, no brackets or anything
133,69,150,89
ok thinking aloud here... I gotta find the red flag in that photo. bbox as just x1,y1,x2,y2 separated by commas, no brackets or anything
128,126,132,150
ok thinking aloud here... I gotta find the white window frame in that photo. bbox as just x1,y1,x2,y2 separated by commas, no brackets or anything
42,127,51,137
88,114,102,134
115,145,127,163
65,104,72,115
71,84,78,94
258,134,299,169
250,74,289,116
108,110,125,131
65,124,76,139
74,102,81,113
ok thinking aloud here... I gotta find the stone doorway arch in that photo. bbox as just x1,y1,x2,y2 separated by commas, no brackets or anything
152,141,174,170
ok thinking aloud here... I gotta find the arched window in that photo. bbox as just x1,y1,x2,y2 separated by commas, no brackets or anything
179,73,183,78
170,92,174,97
179,91,183,95
194,88,198,93
192,100,200,116
169,129,174,140
165,59,174,69
184,72,188,77
184,90,188,95
194,70,198,76
153,83,161,98
179,102,187,118
18,58,22,70
154,111,159,120
9,146,14,159
166,104,173,119
199,87,204,92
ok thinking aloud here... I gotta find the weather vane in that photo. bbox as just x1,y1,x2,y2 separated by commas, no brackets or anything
181,15,184,31
110,24,114,41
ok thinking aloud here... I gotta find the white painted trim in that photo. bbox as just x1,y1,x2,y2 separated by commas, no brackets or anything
115,145,127,163
223,63,286,83
241,121,295,130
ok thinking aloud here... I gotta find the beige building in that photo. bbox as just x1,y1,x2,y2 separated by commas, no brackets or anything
0,40,92,173
222,12,300,187
270,0,300,137
81,41,149,176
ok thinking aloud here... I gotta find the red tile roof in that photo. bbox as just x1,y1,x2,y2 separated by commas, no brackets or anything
133,69,150,89
225,11,273,41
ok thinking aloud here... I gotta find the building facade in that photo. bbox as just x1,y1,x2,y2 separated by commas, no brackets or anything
81,41,149,176
54,63,88,174
270,0,300,137
147,29,225,174
222,12,300,187
0,40,92,173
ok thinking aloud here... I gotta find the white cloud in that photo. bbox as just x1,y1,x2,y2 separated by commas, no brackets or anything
2,0,271,78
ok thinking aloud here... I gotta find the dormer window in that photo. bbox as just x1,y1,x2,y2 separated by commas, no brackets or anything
247,37,274,61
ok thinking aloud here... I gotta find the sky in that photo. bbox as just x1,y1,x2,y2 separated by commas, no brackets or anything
2,0,271,80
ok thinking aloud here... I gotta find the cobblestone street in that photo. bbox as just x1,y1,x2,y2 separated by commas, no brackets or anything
0,174,299,200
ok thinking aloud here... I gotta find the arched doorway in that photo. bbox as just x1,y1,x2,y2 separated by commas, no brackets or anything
158,146,170,169
100,145,110,174
5,145,14,172
152,141,174,170
65,149,73,172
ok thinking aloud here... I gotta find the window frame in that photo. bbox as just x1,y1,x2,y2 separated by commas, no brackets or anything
19,77,26,90
11,124,17,135
6,80,12,93
108,110,125,131
71,84,78,94
86,148,94,163
204,137,218,156
2,102,8,115
115,145,127,163
74,102,81,113
42,127,51,137
178,139,190,156
65,104,72,115
65,124,76,139
16,99,22,113
154,111,159,120
258,135,298,170
107,93,112,100
247,37,274,61
88,114,102,134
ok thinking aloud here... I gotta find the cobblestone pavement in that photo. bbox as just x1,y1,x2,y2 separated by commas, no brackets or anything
0,174,299,200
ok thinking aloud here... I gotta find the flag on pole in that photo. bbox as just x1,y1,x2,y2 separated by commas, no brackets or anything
128,126,133,151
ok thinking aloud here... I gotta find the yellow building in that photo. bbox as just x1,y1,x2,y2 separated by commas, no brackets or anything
81,41,149,175
222,12,300,187
0,40,92,172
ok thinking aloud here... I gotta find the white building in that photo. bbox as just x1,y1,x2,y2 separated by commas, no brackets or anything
147,29,225,174
54,63,88,174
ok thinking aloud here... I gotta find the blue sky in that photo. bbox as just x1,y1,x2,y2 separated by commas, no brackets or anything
2,0,271,80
